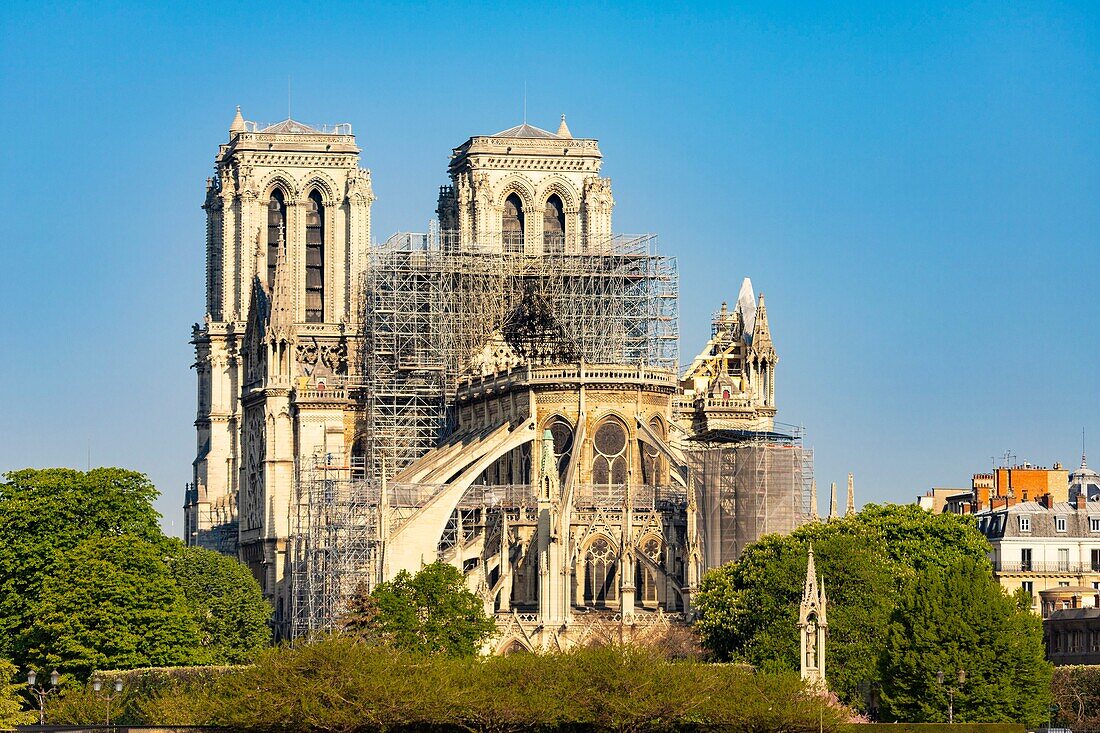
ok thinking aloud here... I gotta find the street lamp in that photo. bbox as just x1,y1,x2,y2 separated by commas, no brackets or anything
936,669,967,724
26,669,59,724
92,677,124,729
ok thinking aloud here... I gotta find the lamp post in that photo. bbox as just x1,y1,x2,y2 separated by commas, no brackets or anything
92,677,124,729
26,669,59,724
936,669,967,724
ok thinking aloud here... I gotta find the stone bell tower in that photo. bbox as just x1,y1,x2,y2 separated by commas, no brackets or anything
436,116,614,253
186,107,374,603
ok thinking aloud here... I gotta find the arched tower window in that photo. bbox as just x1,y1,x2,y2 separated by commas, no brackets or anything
592,418,628,486
543,194,565,254
502,193,524,254
584,536,618,606
305,190,325,322
267,189,287,290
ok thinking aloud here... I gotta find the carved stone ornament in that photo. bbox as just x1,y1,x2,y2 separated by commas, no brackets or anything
346,168,374,204
320,342,348,372
296,342,320,367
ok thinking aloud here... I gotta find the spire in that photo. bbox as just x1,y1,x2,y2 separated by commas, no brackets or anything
803,544,818,603
269,225,293,333
809,479,819,520
230,105,246,136
828,481,838,519
736,278,757,342
846,473,855,516
556,113,573,139
799,543,827,685
751,292,774,354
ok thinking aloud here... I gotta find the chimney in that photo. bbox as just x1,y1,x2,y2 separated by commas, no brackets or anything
1076,493,1086,511
1038,493,1052,509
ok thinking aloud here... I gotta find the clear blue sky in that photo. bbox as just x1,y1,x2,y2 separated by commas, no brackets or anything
1,1,1097,533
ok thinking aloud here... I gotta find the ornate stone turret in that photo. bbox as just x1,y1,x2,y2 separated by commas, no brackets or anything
229,105,246,136
810,479,819,520
828,482,838,520
556,114,572,139
799,545,828,685
846,473,855,516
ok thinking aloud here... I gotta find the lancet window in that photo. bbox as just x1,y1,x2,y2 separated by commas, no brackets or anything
637,537,661,606
543,194,565,253
592,418,628,485
305,190,325,322
502,193,524,254
266,189,287,289
641,418,666,486
547,416,574,482
584,536,618,606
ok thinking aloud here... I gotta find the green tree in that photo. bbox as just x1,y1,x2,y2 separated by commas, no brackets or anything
346,562,496,656
0,469,162,662
696,527,894,704
0,659,34,727
21,535,205,678
694,504,996,713
850,503,993,578
879,556,1051,726
164,542,271,663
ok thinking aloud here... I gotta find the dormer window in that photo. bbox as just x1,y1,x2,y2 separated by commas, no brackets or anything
1019,515,1031,532
1057,516,1067,533
1090,518,1100,532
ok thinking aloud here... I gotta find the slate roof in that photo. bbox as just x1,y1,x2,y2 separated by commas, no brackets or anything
490,123,561,139
260,119,318,134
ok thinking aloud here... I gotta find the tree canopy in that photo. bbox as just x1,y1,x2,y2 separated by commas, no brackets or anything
344,562,497,657
164,542,271,664
695,503,1048,724
879,557,1050,726
0,659,35,728
0,468,271,677
21,535,204,678
0,468,162,659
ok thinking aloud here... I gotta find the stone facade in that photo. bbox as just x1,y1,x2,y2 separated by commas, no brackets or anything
185,111,810,645
185,109,373,597
977,498,1100,614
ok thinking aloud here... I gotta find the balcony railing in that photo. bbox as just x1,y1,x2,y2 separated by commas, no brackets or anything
996,561,1100,574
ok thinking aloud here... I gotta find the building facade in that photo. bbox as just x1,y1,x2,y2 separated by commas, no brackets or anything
977,498,1100,613
185,110,811,647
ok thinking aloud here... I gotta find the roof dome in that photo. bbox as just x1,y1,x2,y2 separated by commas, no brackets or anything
1070,453,1100,502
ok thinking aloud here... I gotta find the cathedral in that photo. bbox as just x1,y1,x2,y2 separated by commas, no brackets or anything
184,109,812,649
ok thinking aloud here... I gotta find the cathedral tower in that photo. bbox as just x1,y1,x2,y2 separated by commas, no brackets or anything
186,108,374,611
436,116,614,253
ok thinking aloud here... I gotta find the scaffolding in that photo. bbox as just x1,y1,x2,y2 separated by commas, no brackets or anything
290,455,380,639
292,230,680,634
361,231,679,481
686,425,813,567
